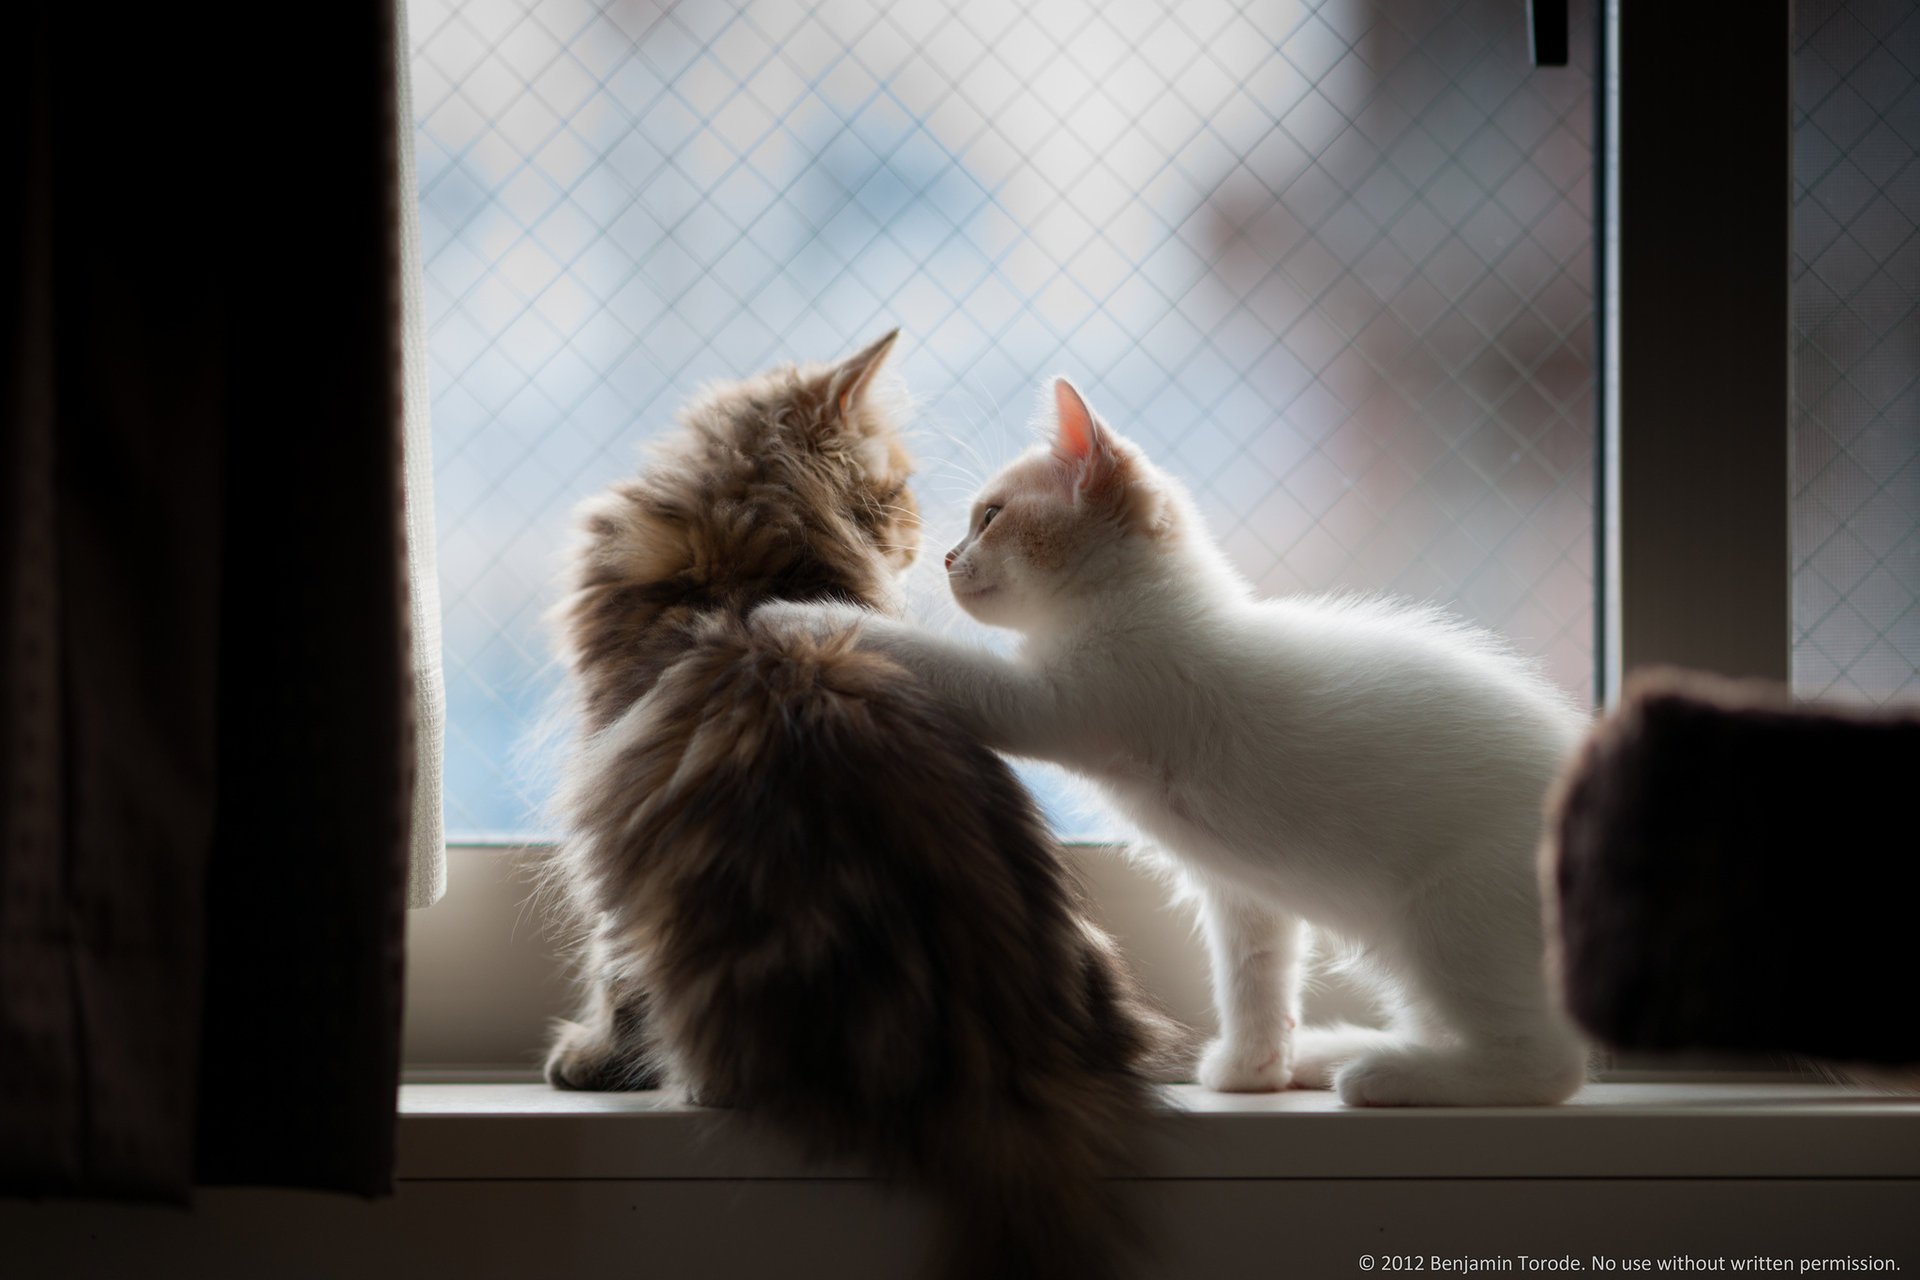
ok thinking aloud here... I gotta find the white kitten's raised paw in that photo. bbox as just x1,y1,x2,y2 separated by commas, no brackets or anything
751,599,867,640
1198,1036,1293,1093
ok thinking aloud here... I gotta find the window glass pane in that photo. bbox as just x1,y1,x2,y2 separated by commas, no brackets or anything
412,0,1597,838
1791,0,1920,705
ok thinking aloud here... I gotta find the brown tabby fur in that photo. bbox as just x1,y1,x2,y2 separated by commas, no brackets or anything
542,333,1177,1280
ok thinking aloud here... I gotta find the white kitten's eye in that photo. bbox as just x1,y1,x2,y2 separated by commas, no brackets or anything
979,505,1000,530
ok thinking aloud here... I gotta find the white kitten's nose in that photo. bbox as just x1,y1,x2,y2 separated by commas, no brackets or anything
944,547,959,570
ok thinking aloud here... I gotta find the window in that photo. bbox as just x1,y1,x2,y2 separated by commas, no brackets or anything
413,0,1596,838
1789,0,1920,705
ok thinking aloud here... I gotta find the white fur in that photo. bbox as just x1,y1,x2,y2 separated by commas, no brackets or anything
762,384,1592,1106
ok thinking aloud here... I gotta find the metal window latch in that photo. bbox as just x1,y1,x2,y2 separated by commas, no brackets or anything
1530,0,1569,66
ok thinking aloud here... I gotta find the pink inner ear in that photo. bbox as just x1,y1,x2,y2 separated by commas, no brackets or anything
1054,379,1095,461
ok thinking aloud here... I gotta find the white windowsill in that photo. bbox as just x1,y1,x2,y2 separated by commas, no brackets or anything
396,1081,1920,1182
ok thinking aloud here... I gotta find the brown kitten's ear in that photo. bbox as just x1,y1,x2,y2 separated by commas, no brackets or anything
826,328,900,419
1051,377,1120,497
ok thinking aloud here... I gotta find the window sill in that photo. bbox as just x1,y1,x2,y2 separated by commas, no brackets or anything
7,1081,1912,1280
396,1080,1920,1182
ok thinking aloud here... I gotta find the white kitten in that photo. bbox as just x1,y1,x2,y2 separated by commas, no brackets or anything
765,379,1591,1106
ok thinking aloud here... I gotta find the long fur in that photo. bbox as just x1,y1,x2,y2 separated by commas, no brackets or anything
763,377,1593,1106
542,336,1176,1279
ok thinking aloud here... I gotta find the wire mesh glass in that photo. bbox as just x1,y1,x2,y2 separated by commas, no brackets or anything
1791,0,1920,706
411,0,1597,837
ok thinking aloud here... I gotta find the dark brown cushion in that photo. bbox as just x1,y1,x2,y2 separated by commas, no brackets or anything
1548,670,1920,1066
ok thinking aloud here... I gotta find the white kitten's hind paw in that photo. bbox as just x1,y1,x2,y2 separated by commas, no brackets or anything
1335,1043,1587,1107
1334,1047,1450,1107
1198,1037,1293,1092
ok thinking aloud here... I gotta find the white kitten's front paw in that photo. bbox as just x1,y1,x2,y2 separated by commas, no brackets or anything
751,599,867,640
1198,1036,1293,1093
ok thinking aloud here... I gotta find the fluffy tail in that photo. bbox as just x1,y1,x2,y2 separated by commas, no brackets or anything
1131,1004,1203,1086
926,1072,1154,1280
1829,1062,1920,1094
928,927,1179,1279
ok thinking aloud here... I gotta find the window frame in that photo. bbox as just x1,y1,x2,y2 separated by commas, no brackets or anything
409,0,1814,1083
1599,0,1792,702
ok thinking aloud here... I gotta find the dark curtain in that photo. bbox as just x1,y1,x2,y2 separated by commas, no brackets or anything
1,4,415,1199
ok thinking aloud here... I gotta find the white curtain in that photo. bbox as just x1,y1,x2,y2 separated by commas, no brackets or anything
396,0,446,907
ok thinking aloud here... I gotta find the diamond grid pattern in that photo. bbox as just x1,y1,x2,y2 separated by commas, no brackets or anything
413,0,1597,836
1792,0,1920,706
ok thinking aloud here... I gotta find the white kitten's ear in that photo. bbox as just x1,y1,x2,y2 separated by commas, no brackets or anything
826,328,899,418
1051,377,1120,497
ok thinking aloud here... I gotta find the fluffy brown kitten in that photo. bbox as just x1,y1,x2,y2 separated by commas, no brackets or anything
543,332,1175,1280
